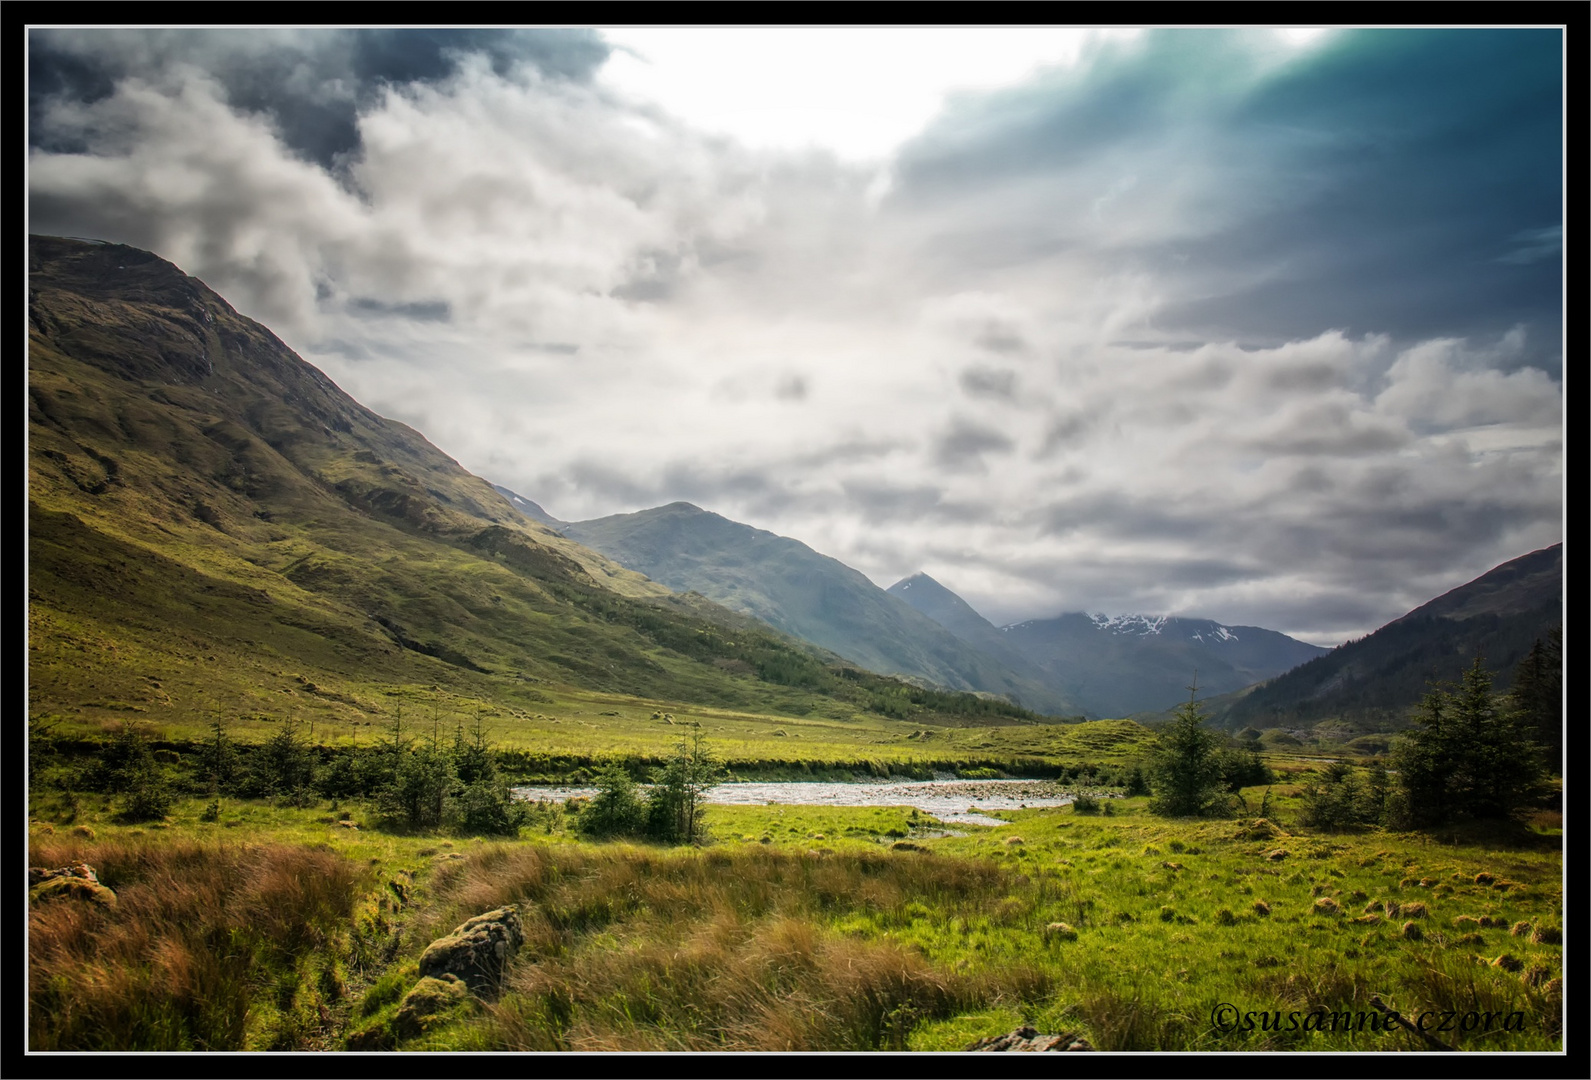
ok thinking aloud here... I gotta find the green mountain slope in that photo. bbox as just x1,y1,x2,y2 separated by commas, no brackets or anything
491,482,567,531
27,236,1040,743
562,504,1083,717
1210,544,1562,729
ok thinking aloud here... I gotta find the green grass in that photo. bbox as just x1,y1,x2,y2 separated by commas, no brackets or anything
29,786,1563,1053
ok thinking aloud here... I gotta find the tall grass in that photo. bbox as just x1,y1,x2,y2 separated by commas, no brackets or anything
405,844,1048,1051
28,837,367,1050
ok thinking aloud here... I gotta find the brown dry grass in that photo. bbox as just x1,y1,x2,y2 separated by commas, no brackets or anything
416,844,1047,1051
28,837,366,1051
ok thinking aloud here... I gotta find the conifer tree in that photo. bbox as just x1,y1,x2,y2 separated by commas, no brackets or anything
1509,628,1562,771
1147,680,1230,818
1390,657,1545,827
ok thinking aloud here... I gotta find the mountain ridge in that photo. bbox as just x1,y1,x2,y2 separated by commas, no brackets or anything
884,572,1330,719
561,505,1085,717
1207,543,1563,729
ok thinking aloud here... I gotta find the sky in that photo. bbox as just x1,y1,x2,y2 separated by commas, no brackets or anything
27,26,1565,645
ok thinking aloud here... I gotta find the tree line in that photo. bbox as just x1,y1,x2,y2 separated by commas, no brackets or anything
38,707,530,835
1146,639,1559,830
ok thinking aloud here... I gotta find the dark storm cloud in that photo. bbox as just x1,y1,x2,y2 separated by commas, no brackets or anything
1037,412,1095,456
1036,492,1223,545
958,365,1017,400
839,481,991,525
348,296,451,322
891,28,1562,368
932,419,1016,470
28,28,611,168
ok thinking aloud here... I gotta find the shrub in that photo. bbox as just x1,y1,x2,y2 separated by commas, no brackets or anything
1147,693,1231,818
579,764,646,839
1298,762,1374,831
644,730,719,845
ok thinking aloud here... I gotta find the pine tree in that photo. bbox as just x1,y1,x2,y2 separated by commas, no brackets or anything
1390,657,1545,827
1147,681,1230,818
646,728,719,843
1509,627,1562,771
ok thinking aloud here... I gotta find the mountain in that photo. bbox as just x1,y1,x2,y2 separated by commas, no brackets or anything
1210,543,1563,730
27,235,1035,737
884,573,1059,683
490,483,566,531
562,505,1084,717
887,571,1328,719
994,614,1330,719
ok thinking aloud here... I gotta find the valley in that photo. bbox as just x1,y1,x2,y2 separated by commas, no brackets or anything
26,235,1564,1056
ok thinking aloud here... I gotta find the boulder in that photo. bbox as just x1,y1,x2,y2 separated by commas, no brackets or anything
417,905,524,997
967,1026,1093,1051
394,974,471,1037
29,864,117,908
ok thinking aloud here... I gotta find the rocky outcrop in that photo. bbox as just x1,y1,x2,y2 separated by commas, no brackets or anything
395,974,471,1037
967,1026,1093,1051
29,863,117,908
417,906,524,998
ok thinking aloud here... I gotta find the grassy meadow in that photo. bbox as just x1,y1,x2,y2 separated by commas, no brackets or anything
27,775,1563,1053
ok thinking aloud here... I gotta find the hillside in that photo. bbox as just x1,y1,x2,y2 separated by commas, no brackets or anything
562,505,1084,717
1210,544,1563,729
26,236,1041,743
490,483,567,531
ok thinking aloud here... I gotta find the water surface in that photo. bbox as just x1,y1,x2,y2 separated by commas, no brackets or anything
514,778,1074,827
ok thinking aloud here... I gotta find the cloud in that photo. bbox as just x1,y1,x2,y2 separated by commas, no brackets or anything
27,27,1562,646
932,419,1017,471
958,365,1018,400
890,28,1564,367
28,28,610,168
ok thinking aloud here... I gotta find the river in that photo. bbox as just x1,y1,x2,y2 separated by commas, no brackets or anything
512,778,1078,827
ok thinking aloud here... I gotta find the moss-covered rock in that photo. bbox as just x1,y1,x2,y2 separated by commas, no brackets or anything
417,906,524,998
29,864,117,908
395,974,471,1038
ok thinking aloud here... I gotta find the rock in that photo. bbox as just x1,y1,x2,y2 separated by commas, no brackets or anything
395,974,471,1037
967,1026,1093,1051
1235,818,1285,841
29,864,117,908
417,906,524,998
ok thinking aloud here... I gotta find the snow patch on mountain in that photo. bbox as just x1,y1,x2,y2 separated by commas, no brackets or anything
1089,612,1168,636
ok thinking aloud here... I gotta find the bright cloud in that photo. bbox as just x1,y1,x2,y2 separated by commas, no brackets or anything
28,26,1563,646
